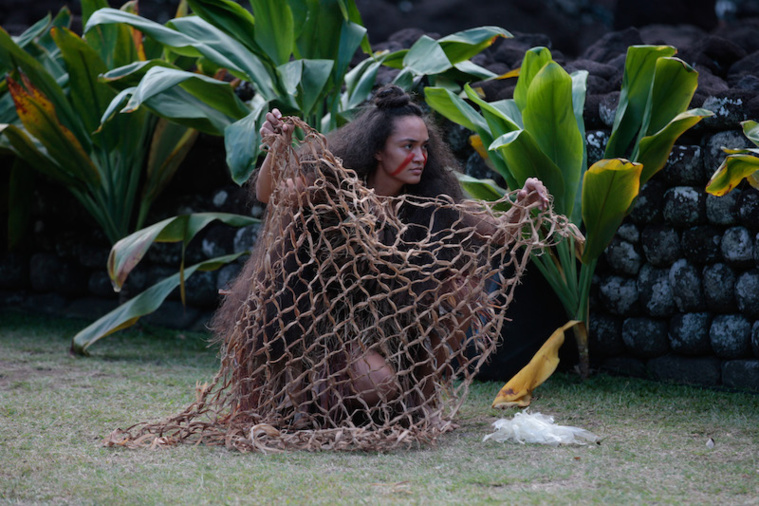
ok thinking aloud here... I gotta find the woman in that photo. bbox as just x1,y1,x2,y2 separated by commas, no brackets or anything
248,86,550,409
109,86,573,452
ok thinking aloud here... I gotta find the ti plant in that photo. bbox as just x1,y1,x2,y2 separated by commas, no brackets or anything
69,0,510,354
426,45,713,377
706,120,759,196
86,0,510,185
0,0,199,245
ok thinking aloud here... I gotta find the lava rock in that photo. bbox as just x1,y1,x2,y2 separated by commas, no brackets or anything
585,130,609,165
0,253,28,289
721,226,755,267
638,263,676,317
753,320,759,358
143,300,200,330
622,316,669,358
598,275,640,315
616,223,640,244
662,186,706,226
589,313,625,357
183,270,220,308
658,146,705,186
641,225,681,266
233,224,262,254
598,92,620,127
722,360,759,391
681,225,722,264
600,356,649,378
669,259,705,312
648,355,721,386
737,189,759,229
669,312,712,355
702,90,753,129
705,130,751,172
629,180,665,225
604,237,642,276
710,314,753,358
582,26,643,64
735,269,759,318
706,189,741,226
702,263,738,313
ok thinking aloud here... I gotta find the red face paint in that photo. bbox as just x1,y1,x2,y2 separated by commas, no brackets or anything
390,151,415,176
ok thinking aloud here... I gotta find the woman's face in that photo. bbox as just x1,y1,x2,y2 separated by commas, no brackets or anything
371,115,429,196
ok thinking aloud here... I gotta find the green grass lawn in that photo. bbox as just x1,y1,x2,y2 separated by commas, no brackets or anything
1,310,758,505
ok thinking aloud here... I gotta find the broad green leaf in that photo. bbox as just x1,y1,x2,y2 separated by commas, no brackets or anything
571,70,589,223
513,46,552,111
71,252,247,355
523,61,583,216
51,27,115,135
278,59,334,117
121,66,249,120
403,36,452,75
99,59,177,89
463,83,520,143
186,0,260,56
12,13,53,49
7,74,99,186
581,158,642,263
108,212,259,290
742,120,759,146
81,0,110,26
490,129,567,215
605,45,677,159
0,28,87,141
450,60,497,81
250,0,294,65
643,57,698,137
0,124,80,188
169,16,278,98
334,21,367,86
342,57,382,110
424,86,488,133
457,173,507,201
437,26,512,64
225,96,268,185
636,108,712,185
705,154,759,196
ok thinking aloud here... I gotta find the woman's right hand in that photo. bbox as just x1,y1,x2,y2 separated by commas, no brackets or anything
260,108,293,147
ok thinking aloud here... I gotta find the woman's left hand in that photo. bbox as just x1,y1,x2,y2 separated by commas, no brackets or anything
517,177,549,210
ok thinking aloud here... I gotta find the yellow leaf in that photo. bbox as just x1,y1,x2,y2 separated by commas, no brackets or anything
492,320,581,408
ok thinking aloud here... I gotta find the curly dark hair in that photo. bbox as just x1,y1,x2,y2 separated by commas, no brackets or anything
326,85,464,203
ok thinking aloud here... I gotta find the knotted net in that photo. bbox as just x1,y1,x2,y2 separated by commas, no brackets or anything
106,118,580,453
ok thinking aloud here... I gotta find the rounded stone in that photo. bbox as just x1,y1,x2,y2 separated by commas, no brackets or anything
638,264,676,317
737,189,759,229
629,180,665,225
721,226,755,267
706,190,740,226
710,314,753,359
88,270,118,299
622,317,669,358
589,313,625,357
705,130,750,170
721,360,759,391
647,355,721,387
752,321,759,358
616,223,640,243
184,269,220,308
604,237,643,276
735,269,759,318
669,312,712,355
662,186,706,226
29,253,61,293
598,275,640,316
641,225,681,267
702,96,750,130
669,259,705,312
702,263,737,313
586,130,609,165
681,225,722,265
234,224,262,254
658,145,705,186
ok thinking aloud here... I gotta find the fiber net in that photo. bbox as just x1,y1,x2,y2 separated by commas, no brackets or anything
105,118,580,453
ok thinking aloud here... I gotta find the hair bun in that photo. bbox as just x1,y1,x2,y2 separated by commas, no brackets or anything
373,85,411,110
